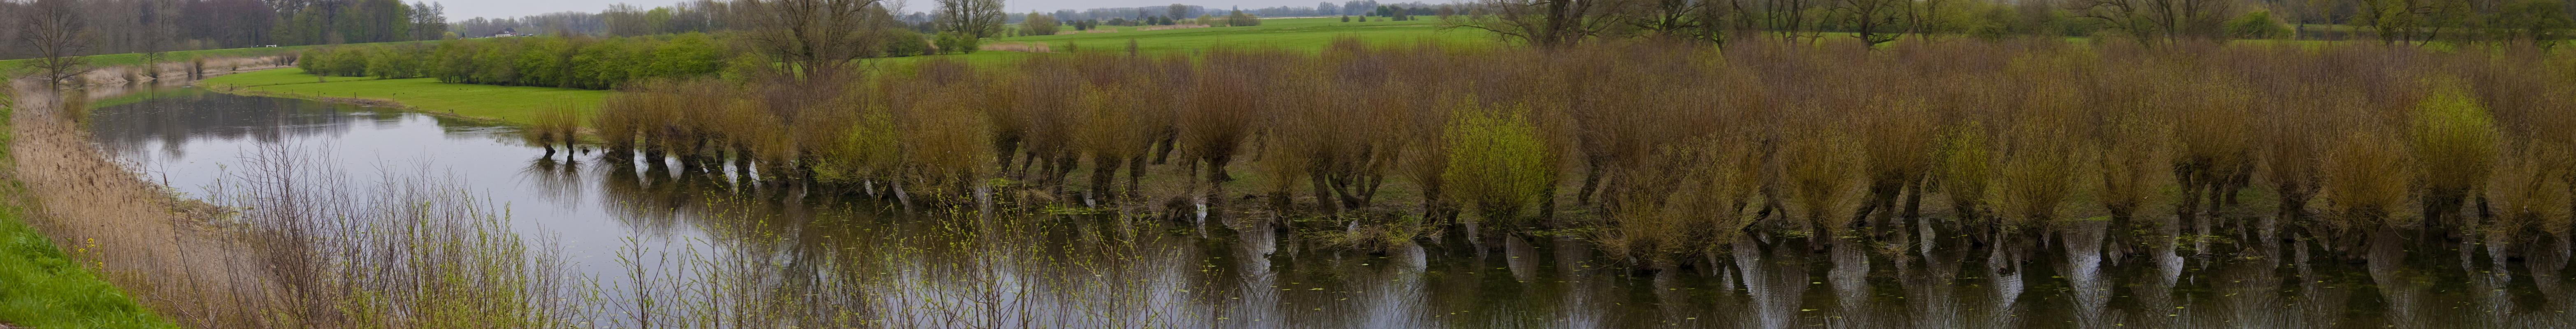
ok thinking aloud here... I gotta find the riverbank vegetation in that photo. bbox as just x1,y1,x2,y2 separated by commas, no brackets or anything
575,36,2576,269
297,33,739,90
0,86,174,329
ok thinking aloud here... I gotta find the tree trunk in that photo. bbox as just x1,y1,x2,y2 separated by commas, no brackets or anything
1310,172,1340,215
1091,155,1122,205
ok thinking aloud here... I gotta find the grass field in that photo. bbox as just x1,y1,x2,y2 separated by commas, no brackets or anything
0,93,176,329
202,69,609,125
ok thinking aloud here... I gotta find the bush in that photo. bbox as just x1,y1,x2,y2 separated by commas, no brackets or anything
934,32,981,54
884,29,932,57
2321,130,2413,228
1023,13,1062,36
1442,103,1556,227
307,34,730,89
2223,11,2290,39
2412,84,2502,223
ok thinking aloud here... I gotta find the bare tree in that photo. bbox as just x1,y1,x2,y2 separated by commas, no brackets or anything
736,0,894,82
935,0,1005,38
1631,0,1740,45
1443,0,1634,48
1762,0,1827,44
17,0,92,87
1835,0,1906,46
2070,0,2238,44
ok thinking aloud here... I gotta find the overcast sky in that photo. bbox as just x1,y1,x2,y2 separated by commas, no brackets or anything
439,0,1352,21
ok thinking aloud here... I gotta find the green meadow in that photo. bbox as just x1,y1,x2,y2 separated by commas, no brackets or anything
202,69,608,124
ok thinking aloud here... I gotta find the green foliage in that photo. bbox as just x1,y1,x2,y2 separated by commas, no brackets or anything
2412,84,2501,199
936,32,983,54
1936,124,1995,222
1023,12,1063,36
2496,0,2576,46
1442,103,1555,226
306,34,734,90
1227,10,1264,27
885,29,934,58
2224,11,2291,39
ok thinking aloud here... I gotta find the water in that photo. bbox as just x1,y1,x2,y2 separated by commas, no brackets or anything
79,86,2576,328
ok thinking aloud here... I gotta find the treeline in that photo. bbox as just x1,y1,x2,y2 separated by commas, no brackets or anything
298,34,731,90
0,0,448,60
582,37,2575,263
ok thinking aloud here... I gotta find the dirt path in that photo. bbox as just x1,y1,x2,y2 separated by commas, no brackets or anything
8,80,279,327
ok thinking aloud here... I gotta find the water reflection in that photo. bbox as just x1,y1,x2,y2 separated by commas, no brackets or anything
79,86,2576,327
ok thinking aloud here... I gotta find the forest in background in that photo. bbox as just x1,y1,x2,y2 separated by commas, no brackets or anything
0,0,448,60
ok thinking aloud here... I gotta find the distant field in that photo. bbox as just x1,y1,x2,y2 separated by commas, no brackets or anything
202,69,607,125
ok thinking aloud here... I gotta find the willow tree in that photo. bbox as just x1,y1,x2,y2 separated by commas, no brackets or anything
935,0,1006,38
736,0,894,82
1442,0,1632,48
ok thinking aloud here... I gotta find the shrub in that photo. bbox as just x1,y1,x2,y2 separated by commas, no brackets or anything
1024,12,1062,36
2489,142,2574,236
524,103,582,156
883,29,932,57
1989,127,2086,230
2320,130,2415,229
1443,103,1556,227
2412,83,2502,223
2223,11,2290,39
1779,128,1867,234
934,32,981,54
1936,123,1995,224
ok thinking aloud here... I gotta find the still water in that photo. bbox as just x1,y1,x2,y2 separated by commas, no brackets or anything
80,86,2576,328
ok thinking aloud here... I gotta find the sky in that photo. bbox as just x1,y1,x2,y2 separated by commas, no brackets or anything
435,0,1350,21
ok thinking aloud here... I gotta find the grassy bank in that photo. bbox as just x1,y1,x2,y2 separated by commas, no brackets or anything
0,90,175,329
201,68,609,125
0,204,172,329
